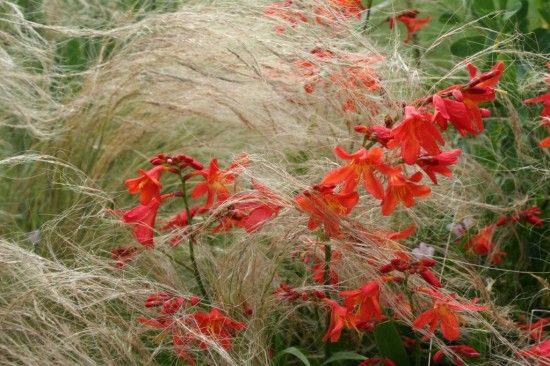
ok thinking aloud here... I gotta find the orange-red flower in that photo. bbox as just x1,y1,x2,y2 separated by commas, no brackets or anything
323,298,358,342
388,10,431,43
387,106,445,164
191,156,248,208
518,317,550,340
329,0,365,18
125,166,168,204
412,287,487,341
295,184,359,238
416,149,461,184
213,180,284,233
380,168,431,216
264,0,308,33
465,224,506,264
433,344,480,365
191,308,246,350
525,93,550,119
339,281,385,323
379,251,442,288
321,146,386,198
433,62,504,136
516,339,550,366
123,193,174,247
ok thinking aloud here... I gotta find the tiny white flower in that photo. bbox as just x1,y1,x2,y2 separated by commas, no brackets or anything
412,242,434,259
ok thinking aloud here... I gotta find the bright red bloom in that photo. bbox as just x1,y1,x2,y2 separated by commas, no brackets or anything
191,308,246,350
380,168,431,216
416,149,462,184
513,206,545,226
111,246,138,269
125,166,168,204
312,262,339,285
525,93,550,120
358,358,397,366
329,0,365,18
321,146,386,198
191,156,248,208
518,317,550,340
433,62,504,136
412,287,488,341
213,180,284,233
323,299,358,342
162,206,207,230
295,184,359,238
388,10,431,43
516,339,550,366
354,124,393,147
387,106,445,164
465,224,506,264
264,0,308,33
339,281,385,322
123,193,173,247
379,251,442,288
433,344,480,365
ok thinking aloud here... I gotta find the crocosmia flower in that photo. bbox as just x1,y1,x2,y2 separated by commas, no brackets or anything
388,10,432,43
323,298,358,342
380,168,431,216
412,287,487,341
191,308,246,350
295,184,359,238
516,339,550,365
125,165,168,204
387,106,445,164
433,344,480,365
416,149,461,184
339,281,385,323
321,146,386,198
122,195,168,247
191,156,248,208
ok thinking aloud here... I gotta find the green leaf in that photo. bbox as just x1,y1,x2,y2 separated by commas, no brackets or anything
321,351,367,365
471,0,496,17
274,347,311,366
450,36,487,57
373,321,410,366
439,12,462,25
535,0,550,26
525,28,550,54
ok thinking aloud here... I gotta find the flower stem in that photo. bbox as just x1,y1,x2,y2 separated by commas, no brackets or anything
361,0,374,32
179,173,210,302
323,242,332,360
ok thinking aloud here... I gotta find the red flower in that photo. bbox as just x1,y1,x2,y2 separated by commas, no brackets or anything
354,125,393,147
412,287,487,341
329,0,365,18
416,149,462,184
312,262,339,285
191,156,248,208
516,339,550,366
339,281,385,323
125,166,168,204
264,0,308,33
191,308,246,350
380,168,431,216
518,317,550,340
525,92,550,120
513,206,545,226
295,184,359,238
123,194,173,247
323,299,358,342
433,344,480,365
162,206,207,230
111,246,138,268
321,146,386,198
433,62,504,136
387,106,445,164
388,10,431,43
214,180,284,233
465,224,506,264
379,251,442,288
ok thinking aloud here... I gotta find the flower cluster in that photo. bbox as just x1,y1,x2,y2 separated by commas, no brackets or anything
524,62,550,148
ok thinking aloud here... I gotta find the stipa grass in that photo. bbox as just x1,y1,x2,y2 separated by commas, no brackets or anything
0,0,549,365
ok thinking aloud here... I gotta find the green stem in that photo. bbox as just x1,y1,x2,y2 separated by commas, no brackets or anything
362,0,374,32
179,173,210,302
323,242,332,360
